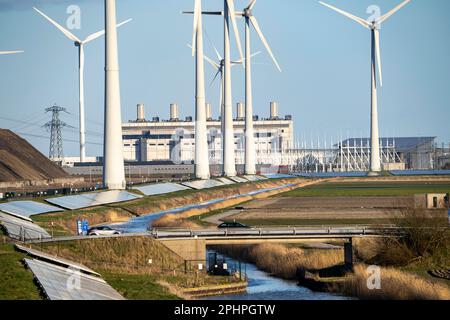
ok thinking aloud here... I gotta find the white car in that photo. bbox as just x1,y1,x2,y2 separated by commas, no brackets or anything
87,226,122,236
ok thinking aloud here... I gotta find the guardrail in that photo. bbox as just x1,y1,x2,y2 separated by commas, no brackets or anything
149,226,404,240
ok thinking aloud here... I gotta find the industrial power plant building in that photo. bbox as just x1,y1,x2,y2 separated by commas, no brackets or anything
122,103,294,165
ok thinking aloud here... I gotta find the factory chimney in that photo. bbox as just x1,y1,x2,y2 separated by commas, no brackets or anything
206,103,212,120
236,102,245,120
136,103,145,122
270,102,279,119
170,103,179,121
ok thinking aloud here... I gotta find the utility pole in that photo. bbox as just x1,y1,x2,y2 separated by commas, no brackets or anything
43,105,73,163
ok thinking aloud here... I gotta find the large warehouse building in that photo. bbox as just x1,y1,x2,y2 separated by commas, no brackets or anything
122,102,294,165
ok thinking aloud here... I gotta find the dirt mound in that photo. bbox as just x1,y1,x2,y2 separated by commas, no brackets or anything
0,129,68,182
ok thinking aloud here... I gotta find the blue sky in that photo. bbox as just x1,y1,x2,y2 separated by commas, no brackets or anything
0,0,449,157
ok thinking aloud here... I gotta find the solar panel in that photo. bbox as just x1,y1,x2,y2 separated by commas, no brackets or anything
227,176,248,183
390,170,450,176
24,258,124,300
292,172,368,178
45,190,143,210
181,179,225,190
262,173,295,179
215,177,236,185
0,201,62,220
133,183,191,196
0,212,51,241
16,244,100,276
243,175,262,182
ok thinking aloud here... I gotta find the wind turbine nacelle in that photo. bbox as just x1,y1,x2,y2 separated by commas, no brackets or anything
74,41,81,47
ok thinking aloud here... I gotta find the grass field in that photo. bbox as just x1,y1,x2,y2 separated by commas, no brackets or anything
281,181,450,197
0,230,43,300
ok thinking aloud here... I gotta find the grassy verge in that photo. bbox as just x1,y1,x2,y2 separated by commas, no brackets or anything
0,237,43,300
281,181,450,197
100,272,181,300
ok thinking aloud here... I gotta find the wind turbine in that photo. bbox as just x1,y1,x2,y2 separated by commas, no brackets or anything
190,0,210,180
33,7,131,163
184,1,243,177
103,0,126,190
236,0,281,175
189,43,260,128
0,51,24,55
319,0,411,175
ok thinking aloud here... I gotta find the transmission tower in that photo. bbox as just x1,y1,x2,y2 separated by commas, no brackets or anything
43,105,73,162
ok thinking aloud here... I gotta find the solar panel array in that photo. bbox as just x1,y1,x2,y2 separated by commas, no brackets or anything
16,244,100,276
262,173,295,179
45,190,143,210
0,212,51,241
390,170,450,176
227,176,248,183
243,175,265,182
133,182,191,196
215,177,236,185
24,259,124,300
0,201,62,220
181,179,225,190
292,172,368,178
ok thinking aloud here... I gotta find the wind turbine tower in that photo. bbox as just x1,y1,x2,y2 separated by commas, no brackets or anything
320,0,411,175
238,0,282,175
103,0,126,190
191,0,210,180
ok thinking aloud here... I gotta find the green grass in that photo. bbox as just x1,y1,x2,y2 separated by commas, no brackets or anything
281,181,450,197
101,272,181,300
0,240,43,300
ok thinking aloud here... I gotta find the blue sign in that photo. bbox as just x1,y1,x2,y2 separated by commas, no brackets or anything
82,220,89,235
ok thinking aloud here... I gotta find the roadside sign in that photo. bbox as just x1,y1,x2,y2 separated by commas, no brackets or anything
77,220,82,235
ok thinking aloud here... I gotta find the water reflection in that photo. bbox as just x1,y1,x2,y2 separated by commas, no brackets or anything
203,251,350,301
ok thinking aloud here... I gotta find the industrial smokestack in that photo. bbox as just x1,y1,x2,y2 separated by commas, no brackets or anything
136,103,145,122
103,0,126,190
236,102,245,120
206,103,212,120
270,101,279,119
170,103,179,121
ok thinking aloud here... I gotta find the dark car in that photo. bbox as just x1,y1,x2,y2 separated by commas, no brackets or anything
217,221,250,229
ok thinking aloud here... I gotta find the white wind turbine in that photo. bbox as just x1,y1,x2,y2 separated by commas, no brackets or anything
320,0,411,175
0,51,24,55
33,7,131,163
189,43,260,126
190,0,210,180
184,0,244,177
236,0,281,175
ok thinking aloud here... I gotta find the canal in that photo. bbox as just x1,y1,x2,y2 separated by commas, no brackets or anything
202,250,350,300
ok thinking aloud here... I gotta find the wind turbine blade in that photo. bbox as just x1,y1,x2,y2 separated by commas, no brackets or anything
83,18,132,44
377,0,411,24
210,69,221,87
247,0,257,11
187,43,220,69
319,2,370,29
191,0,200,56
33,7,80,42
0,51,24,55
233,51,262,64
249,16,281,72
226,0,244,62
204,30,222,60
374,29,383,87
